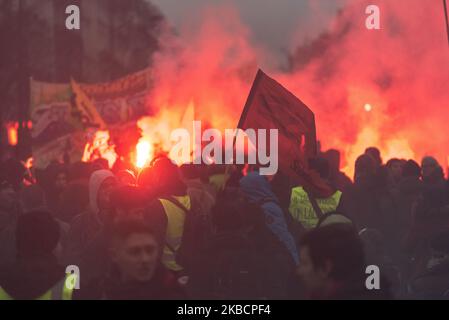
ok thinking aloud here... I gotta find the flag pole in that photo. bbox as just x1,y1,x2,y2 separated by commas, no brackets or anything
444,0,449,45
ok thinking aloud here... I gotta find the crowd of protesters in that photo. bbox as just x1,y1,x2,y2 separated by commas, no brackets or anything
0,146,448,300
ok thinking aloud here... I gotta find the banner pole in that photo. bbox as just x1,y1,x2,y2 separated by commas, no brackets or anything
444,0,449,45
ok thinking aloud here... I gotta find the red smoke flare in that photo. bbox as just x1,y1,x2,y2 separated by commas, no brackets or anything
137,1,449,178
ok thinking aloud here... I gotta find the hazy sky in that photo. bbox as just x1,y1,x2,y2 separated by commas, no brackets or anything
150,0,347,56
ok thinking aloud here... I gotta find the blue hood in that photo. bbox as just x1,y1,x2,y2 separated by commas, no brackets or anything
239,171,278,203
240,171,299,265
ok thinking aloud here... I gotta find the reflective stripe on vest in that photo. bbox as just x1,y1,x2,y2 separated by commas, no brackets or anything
0,274,74,300
288,186,342,229
159,195,191,272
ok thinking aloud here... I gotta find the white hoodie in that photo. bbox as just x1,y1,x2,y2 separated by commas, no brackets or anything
89,169,116,217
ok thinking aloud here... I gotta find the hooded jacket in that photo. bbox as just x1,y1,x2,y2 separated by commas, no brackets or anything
63,170,116,267
0,211,67,300
239,171,299,265
89,170,115,217
0,256,65,300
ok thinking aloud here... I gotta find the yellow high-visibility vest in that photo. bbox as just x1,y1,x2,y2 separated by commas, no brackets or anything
0,274,75,300
288,186,342,229
159,195,191,272
209,173,230,193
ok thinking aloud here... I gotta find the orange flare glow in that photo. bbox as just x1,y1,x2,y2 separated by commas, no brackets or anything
135,140,153,168
6,122,18,146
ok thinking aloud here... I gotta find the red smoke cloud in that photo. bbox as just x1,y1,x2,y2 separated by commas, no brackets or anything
144,0,449,178
281,0,449,176
148,5,258,130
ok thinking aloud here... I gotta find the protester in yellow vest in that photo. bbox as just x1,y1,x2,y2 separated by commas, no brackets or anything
158,195,191,273
0,211,74,300
0,275,75,300
208,164,232,194
138,157,191,277
289,157,342,229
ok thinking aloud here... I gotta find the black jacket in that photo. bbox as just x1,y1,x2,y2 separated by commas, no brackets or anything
0,256,65,299
75,265,186,300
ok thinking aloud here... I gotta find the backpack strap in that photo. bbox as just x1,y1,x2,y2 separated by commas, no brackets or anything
258,195,306,240
159,196,188,254
305,191,324,219
160,196,188,213
164,240,177,254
